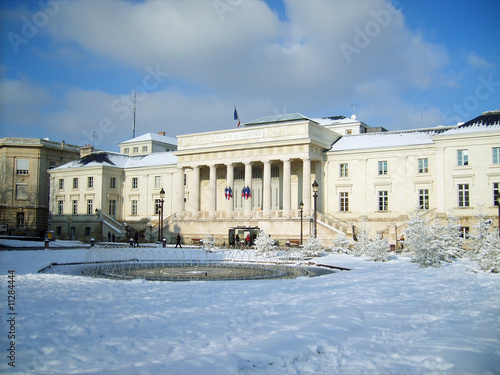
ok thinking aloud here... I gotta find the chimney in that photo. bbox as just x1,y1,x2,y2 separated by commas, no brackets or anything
158,131,165,136
80,144,94,158
61,140,65,150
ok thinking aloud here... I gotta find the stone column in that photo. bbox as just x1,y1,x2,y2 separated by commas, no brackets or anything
244,162,252,218
263,160,271,218
209,164,217,218
282,159,291,217
192,165,200,217
302,158,311,215
175,167,185,217
226,163,234,218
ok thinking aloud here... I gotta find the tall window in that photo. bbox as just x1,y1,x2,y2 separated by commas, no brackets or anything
155,176,161,188
73,177,79,189
418,189,429,210
16,212,25,228
252,167,262,179
131,200,138,216
339,192,349,212
16,159,29,175
234,168,244,181
418,158,428,173
132,177,138,189
271,166,280,178
87,199,93,215
133,147,139,153
108,200,116,216
124,148,129,154
493,147,500,164
378,191,388,211
378,161,388,175
58,200,64,215
458,184,470,207
339,163,349,178
58,179,64,190
110,177,116,189
142,146,148,152
87,176,94,188
154,199,161,215
494,183,500,206
72,200,78,215
457,150,469,166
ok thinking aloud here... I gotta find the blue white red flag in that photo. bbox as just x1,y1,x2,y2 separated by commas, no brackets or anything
234,106,241,127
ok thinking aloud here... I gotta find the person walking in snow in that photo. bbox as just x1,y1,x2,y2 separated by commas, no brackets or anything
175,233,182,248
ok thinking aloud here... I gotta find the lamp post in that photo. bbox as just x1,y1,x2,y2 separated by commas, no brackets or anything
299,201,304,244
159,188,165,244
312,180,318,238
497,196,500,237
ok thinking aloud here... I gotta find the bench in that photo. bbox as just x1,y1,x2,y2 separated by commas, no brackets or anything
286,240,301,247
191,238,202,245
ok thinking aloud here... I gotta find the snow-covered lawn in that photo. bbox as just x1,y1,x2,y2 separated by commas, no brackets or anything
1,240,499,374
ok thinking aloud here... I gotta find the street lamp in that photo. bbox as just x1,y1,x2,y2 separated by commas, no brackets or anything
299,201,304,244
159,188,165,244
497,196,500,237
312,180,318,238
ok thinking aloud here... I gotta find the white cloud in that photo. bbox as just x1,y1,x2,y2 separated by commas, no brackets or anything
468,52,495,70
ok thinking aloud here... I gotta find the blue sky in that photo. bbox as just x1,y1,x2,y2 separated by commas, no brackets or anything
1,0,499,151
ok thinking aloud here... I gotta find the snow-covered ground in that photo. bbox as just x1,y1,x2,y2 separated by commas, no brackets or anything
1,240,499,374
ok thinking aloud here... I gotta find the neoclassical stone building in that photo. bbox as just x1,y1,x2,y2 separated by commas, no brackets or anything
48,111,500,246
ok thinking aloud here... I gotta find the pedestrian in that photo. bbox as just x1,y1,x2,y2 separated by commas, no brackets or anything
235,234,240,248
112,233,115,242
134,231,139,247
246,233,251,246
108,231,111,242
175,233,182,248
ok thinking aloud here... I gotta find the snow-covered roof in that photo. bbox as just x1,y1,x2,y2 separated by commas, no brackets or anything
120,132,177,145
329,131,436,152
311,116,357,126
245,113,314,125
51,151,177,171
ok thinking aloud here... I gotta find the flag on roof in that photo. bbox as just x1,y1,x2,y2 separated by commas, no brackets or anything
234,105,241,127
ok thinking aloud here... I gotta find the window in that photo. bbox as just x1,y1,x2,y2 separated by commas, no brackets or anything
234,168,244,181
56,227,62,236
339,163,349,178
58,179,64,190
133,147,139,153
378,191,388,211
72,200,78,215
339,192,349,212
16,212,25,228
58,200,64,215
131,200,138,216
457,150,469,166
16,159,29,175
460,227,469,239
418,158,428,173
154,199,161,215
124,148,129,154
378,161,388,175
271,166,280,178
458,184,470,207
15,184,28,200
110,177,116,189
132,177,138,189
73,178,79,189
494,183,500,206
142,146,148,152
87,177,94,188
155,176,161,188
252,167,262,179
87,199,93,215
108,200,116,216
418,189,429,210
49,161,56,169
493,147,500,164
85,227,91,236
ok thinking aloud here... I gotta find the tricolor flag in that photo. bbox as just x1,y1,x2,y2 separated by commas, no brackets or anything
242,186,251,199
225,187,233,200
234,105,241,127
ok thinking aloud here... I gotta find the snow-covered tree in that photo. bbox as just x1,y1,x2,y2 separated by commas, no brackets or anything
365,234,391,262
302,236,324,257
253,230,276,253
203,235,215,250
353,225,370,257
436,214,465,261
469,210,500,273
331,233,352,254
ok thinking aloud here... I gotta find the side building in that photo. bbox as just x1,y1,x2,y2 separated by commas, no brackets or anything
47,111,500,246
0,138,81,238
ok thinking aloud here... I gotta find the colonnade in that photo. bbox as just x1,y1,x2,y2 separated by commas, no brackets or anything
175,158,321,219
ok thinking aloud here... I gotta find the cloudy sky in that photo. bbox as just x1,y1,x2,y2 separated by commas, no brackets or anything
1,0,499,151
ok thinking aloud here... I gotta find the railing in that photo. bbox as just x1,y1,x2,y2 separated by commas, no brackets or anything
316,212,353,235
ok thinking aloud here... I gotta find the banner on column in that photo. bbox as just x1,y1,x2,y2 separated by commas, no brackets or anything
242,186,251,200
224,187,233,200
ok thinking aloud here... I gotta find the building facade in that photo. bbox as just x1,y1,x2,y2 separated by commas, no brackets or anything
48,111,500,246
0,138,81,237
